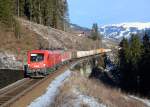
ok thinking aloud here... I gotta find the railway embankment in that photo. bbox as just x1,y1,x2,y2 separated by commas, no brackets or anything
0,17,98,90
50,58,149,107
52,71,148,107
0,52,24,89
0,52,23,70
0,69,24,89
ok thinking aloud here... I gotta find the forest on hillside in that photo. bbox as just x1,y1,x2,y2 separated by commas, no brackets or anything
117,33,150,96
0,0,69,31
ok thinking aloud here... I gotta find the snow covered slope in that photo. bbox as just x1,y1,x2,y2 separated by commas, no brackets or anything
100,22,150,41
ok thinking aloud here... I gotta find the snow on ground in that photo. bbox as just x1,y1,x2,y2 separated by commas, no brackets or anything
102,22,150,30
129,95,150,107
28,70,71,107
74,94,106,107
72,88,106,107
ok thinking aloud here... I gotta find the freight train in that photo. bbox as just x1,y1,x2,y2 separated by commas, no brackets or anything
26,49,111,77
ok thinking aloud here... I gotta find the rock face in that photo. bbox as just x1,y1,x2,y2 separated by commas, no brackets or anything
0,52,23,70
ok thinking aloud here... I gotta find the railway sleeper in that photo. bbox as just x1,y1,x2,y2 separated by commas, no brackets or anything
0,96,12,99
0,100,9,102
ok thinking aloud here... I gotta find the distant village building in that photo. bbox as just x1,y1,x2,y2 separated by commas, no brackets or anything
77,32,86,37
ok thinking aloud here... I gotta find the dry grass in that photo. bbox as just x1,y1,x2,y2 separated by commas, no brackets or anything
0,18,99,57
80,103,90,107
52,72,147,107
0,24,48,56
51,79,76,107
19,18,99,51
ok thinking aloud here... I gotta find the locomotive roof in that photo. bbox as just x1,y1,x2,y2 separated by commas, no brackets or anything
29,50,65,54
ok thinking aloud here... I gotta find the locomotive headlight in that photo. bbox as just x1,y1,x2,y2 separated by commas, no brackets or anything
43,64,46,67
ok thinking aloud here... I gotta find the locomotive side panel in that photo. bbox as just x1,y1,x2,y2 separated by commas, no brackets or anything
61,51,72,62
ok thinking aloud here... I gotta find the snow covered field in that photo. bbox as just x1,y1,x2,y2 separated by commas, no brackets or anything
28,69,106,107
27,66,150,107
28,70,71,107
71,87,106,107
129,95,150,107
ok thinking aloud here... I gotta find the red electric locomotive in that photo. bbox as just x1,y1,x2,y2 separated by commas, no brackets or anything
26,48,111,77
26,50,71,77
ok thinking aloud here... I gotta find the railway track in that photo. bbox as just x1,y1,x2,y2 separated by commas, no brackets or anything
0,62,71,107
0,78,40,107
0,58,93,107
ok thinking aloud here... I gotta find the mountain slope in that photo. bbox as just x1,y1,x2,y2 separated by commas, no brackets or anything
20,19,97,51
0,18,99,69
100,22,150,41
70,23,91,36
0,18,98,54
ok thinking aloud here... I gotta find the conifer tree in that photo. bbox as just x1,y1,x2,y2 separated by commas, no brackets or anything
119,37,131,89
91,23,99,40
129,35,142,90
63,0,70,31
139,33,150,94
1,0,70,31
0,0,13,27
119,35,142,90
130,35,142,69
15,0,25,17
24,0,32,20
90,23,103,48
143,33,150,53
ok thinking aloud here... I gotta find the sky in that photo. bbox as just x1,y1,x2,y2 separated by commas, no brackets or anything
68,0,150,28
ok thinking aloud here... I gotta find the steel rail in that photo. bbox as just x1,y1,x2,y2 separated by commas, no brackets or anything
0,56,97,107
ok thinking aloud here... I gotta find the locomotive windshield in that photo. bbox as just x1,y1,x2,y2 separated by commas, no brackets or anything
30,53,44,62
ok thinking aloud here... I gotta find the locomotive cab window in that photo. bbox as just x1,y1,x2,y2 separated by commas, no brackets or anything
30,53,44,62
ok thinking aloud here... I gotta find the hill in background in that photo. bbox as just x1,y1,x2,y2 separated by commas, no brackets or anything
100,22,150,41
69,23,91,37
0,18,98,55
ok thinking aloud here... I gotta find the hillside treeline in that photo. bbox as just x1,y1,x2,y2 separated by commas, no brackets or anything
90,23,103,48
118,33,150,96
0,0,69,31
